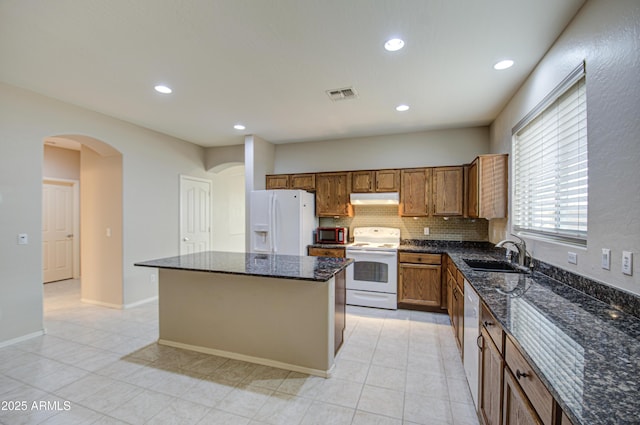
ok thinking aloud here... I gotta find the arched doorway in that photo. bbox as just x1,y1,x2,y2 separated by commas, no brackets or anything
43,135,124,307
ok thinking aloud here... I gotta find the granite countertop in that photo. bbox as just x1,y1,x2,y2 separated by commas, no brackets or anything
135,251,353,282
399,241,640,425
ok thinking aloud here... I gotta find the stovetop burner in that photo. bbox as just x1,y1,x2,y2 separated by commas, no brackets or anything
347,227,401,251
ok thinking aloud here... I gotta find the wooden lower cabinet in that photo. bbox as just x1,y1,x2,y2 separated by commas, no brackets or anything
446,269,454,324
480,326,504,425
445,255,464,352
504,337,554,425
452,281,464,351
308,247,346,258
398,253,443,310
560,413,574,425
503,368,543,425
334,269,346,354
476,303,562,425
309,250,346,354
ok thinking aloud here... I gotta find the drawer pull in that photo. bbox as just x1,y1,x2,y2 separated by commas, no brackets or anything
516,369,529,380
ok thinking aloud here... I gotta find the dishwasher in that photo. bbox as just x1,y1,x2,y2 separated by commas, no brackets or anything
463,279,480,408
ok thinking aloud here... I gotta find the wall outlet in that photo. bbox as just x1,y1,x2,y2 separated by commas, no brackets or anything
17,233,28,245
622,251,633,276
423,227,430,235
601,248,611,270
567,252,578,265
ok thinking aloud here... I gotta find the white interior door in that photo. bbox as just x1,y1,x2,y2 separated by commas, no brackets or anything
43,182,74,283
180,175,211,255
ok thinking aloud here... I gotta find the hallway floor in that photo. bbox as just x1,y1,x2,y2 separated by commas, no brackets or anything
0,279,478,425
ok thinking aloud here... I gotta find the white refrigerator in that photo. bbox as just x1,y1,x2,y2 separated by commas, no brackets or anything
249,190,318,256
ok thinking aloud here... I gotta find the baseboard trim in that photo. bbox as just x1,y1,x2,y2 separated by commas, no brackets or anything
81,298,123,309
80,296,158,310
124,296,158,309
0,330,45,348
158,339,334,378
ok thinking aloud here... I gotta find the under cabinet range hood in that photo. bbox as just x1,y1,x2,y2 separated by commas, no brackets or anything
350,192,399,205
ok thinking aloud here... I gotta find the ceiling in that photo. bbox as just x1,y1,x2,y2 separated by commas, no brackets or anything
0,0,585,147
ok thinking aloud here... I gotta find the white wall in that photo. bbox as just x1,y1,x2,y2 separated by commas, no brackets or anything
490,0,640,293
0,82,214,344
274,127,490,173
212,165,246,252
80,146,123,307
244,135,275,250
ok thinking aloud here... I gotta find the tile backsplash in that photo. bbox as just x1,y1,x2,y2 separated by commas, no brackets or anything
319,205,488,241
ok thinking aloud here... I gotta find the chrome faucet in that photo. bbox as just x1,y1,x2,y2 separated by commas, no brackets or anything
495,235,530,268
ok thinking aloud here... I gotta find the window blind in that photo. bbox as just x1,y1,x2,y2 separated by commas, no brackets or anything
512,63,588,244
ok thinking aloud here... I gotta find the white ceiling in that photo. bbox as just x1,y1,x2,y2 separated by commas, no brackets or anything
0,0,585,147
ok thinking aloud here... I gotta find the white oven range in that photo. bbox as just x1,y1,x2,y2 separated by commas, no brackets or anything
345,227,400,310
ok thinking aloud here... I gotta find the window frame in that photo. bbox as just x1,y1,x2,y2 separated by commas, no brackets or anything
511,62,588,246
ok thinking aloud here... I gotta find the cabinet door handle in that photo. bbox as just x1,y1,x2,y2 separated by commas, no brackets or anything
476,334,484,349
516,369,529,380
483,320,493,327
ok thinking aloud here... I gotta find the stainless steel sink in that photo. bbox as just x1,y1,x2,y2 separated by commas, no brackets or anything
463,259,529,273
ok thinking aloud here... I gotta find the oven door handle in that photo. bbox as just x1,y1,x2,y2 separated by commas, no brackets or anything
346,250,396,256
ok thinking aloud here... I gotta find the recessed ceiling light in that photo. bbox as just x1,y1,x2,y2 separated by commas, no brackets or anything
384,38,405,52
493,59,514,70
395,104,410,112
233,124,246,130
154,85,172,94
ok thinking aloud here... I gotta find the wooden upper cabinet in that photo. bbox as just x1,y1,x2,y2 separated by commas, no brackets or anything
433,166,464,216
376,169,400,192
315,172,353,217
290,173,316,191
266,174,289,189
351,171,374,193
400,168,431,216
351,169,400,193
467,154,508,219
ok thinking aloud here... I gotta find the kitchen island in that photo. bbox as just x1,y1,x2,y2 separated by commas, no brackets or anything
135,251,352,377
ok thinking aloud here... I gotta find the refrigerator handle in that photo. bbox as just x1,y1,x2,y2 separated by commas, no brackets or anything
270,192,277,253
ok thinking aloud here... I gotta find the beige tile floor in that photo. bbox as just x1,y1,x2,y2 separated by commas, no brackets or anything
0,279,479,425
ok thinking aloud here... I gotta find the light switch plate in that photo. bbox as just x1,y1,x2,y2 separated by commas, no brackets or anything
622,251,633,275
17,233,28,245
568,251,578,265
601,248,611,270
423,227,430,235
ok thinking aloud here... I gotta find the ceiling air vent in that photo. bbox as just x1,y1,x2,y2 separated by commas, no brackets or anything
326,87,358,102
